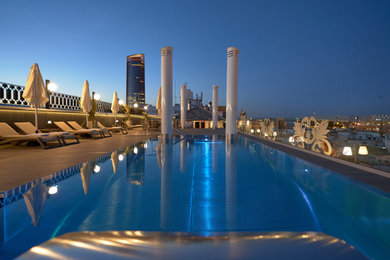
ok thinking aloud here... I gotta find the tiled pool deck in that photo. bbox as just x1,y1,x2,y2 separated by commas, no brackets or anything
0,130,159,191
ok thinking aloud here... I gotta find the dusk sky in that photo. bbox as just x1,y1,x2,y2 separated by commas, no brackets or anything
1,0,389,118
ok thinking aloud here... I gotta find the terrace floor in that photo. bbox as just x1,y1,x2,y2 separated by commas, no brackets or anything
0,130,158,191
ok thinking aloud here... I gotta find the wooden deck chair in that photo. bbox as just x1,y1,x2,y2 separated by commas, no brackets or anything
97,121,128,135
67,121,111,137
54,122,103,139
14,122,79,145
0,122,61,149
124,121,144,130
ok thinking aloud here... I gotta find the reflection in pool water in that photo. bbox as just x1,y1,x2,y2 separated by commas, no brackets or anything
0,135,389,259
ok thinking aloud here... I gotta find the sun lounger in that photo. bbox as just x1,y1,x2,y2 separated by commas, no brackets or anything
97,121,128,135
0,122,61,149
124,121,144,130
54,122,103,139
14,122,79,145
67,121,111,138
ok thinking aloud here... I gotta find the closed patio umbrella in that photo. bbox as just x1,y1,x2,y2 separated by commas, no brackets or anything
156,87,161,116
80,80,92,128
111,91,119,125
22,63,49,133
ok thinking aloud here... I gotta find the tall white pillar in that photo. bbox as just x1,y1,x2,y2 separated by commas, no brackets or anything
180,84,186,129
212,84,218,129
226,47,239,142
161,47,173,139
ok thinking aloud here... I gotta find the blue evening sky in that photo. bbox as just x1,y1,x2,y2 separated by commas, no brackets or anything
0,0,389,118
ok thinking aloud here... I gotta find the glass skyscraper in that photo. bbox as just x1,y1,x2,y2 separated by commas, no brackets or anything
126,54,145,106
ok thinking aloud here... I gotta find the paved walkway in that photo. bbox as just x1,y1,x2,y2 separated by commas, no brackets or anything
0,131,158,191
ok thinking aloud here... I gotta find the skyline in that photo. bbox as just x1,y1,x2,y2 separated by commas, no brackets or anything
0,0,389,118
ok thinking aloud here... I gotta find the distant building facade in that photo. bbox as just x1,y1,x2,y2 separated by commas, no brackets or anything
185,89,203,110
126,54,145,106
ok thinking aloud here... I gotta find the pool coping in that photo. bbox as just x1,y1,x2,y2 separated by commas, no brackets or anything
239,132,390,194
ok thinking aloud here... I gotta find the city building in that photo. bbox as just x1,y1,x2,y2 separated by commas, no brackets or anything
185,89,203,109
126,54,145,106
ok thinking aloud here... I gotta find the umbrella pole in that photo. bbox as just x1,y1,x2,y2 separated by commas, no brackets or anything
34,107,38,133
86,112,89,129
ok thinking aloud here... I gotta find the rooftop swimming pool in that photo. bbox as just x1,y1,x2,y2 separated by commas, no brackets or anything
1,135,390,259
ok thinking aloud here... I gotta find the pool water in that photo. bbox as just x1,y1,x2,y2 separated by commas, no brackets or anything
1,135,390,259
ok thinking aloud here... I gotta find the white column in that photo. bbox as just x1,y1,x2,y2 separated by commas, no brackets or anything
212,84,218,129
161,47,173,138
226,47,239,141
180,84,186,129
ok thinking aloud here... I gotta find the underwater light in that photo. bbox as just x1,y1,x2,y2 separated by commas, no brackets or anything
48,185,58,195
94,165,101,173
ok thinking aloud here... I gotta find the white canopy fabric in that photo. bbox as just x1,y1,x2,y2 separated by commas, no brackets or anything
156,87,161,116
23,63,49,131
23,63,49,108
111,91,119,114
80,80,91,126
80,80,92,113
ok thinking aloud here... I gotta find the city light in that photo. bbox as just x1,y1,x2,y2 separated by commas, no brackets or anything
119,99,124,105
47,83,57,92
118,154,124,161
256,129,260,133
289,136,293,143
47,120,52,124
250,129,254,133
133,103,138,108
133,147,138,154
144,105,148,110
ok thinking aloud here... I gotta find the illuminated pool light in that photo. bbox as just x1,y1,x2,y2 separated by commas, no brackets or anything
94,165,101,173
48,186,58,195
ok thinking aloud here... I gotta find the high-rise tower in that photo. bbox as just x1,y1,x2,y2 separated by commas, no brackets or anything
126,54,145,106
